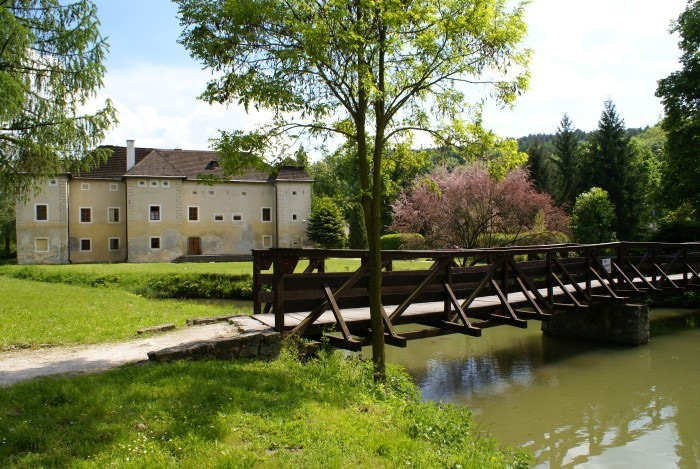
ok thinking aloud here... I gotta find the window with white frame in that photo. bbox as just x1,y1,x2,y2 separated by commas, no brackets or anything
262,235,272,248
261,207,272,222
80,238,92,252
79,207,92,223
109,183,119,191
150,180,159,187
108,238,120,251
108,207,120,223
35,204,48,222
161,180,170,188
292,191,297,195
150,237,161,250
35,238,49,252
188,206,199,222
48,179,58,187
149,205,161,221
214,214,224,222
138,181,147,187
232,213,242,221
292,213,298,221
81,182,90,191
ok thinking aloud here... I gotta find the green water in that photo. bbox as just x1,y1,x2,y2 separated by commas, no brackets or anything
367,309,700,467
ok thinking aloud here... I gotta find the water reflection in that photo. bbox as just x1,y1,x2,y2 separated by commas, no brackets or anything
367,310,700,467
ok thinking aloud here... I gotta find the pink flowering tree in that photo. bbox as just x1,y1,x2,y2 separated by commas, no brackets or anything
391,166,569,249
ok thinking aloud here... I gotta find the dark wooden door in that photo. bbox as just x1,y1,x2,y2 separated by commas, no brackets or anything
187,237,201,255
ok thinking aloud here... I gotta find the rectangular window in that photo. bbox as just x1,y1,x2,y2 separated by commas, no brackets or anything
262,235,272,248
138,181,147,187
48,179,58,187
188,206,199,222
35,238,49,252
161,180,170,188
81,182,90,191
80,238,91,252
150,237,160,250
208,190,215,196
232,213,242,221
109,183,119,191
292,191,297,195
149,205,161,221
261,207,272,222
108,207,120,223
214,214,224,222
292,213,298,221
150,180,159,187
35,204,48,222
241,191,247,196
80,207,92,224
108,238,120,251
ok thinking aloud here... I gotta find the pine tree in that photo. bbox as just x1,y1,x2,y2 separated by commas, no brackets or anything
347,203,368,249
307,197,347,249
525,138,553,194
583,99,646,240
551,114,580,209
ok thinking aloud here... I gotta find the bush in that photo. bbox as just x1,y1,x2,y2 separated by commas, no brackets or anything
571,187,616,243
651,220,700,243
380,233,425,250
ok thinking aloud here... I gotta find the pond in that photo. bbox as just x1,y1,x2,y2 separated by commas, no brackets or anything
365,308,700,467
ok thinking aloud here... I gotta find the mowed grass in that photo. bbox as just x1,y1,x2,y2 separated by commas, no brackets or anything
0,352,529,468
0,277,252,348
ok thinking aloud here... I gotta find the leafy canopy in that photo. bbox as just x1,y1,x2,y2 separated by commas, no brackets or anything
570,187,615,244
0,0,117,194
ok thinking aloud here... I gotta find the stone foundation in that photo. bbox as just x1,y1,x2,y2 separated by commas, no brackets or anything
542,303,649,345
147,331,281,362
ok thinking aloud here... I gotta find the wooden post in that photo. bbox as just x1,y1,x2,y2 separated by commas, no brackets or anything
444,257,452,321
616,243,625,289
253,252,261,315
273,256,285,333
546,252,554,303
319,257,325,273
501,255,509,304
650,246,657,288
585,248,592,301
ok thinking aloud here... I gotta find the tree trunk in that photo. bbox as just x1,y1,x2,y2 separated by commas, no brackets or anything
3,224,10,258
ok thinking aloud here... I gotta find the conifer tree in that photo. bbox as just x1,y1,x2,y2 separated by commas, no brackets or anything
551,114,580,209
307,198,347,249
525,138,553,194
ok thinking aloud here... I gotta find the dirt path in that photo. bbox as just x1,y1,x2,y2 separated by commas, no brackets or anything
0,322,244,387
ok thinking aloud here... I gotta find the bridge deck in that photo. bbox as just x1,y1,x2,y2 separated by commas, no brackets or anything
251,273,684,331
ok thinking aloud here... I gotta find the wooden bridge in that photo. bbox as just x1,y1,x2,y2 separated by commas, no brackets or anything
251,242,700,350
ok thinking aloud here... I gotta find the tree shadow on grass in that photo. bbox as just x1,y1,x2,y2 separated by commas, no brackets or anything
0,356,366,466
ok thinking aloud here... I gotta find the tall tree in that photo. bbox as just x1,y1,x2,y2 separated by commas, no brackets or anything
524,137,553,194
551,114,580,208
175,0,530,379
656,0,700,218
0,187,17,257
1,0,117,194
582,99,646,240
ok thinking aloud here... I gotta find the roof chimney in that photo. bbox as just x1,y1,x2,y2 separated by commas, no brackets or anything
126,140,135,171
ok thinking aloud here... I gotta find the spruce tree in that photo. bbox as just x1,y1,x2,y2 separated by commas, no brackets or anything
551,114,580,209
583,99,645,240
307,197,347,249
525,138,553,194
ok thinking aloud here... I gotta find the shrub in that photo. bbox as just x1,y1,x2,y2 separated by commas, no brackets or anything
307,197,347,249
571,187,616,243
380,233,425,250
651,219,700,243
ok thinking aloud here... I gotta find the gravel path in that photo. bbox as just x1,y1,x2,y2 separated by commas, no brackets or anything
0,322,243,387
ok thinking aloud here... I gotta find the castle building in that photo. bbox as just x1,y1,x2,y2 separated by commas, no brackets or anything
15,141,312,264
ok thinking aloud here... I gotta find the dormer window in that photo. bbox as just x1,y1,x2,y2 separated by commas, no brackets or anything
205,160,219,170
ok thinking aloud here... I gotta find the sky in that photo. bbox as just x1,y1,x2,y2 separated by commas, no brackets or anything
89,0,689,155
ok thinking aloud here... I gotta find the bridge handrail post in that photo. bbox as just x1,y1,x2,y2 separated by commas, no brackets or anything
272,255,286,333
253,251,261,315
546,251,554,303
443,255,453,321
585,246,592,300
616,243,625,289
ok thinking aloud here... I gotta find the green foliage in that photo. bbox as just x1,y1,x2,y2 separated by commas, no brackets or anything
651,219,700,242
347,203,368,249
379,233,425,250
551,114,582,209
571,187,616,243
0,266,253,300
307,197,347,249
580,100,650,240
523,137,555,194
0,351,529,467
0,276,251,347
656,1,700,217
0,0,117,194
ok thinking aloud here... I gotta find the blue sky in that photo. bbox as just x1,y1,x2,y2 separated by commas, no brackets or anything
90,0,688,155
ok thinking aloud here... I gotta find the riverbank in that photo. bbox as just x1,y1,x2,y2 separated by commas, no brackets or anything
0,351,529,468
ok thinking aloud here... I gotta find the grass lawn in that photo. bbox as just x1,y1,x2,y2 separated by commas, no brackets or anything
0,352,529,468
0,277,252,348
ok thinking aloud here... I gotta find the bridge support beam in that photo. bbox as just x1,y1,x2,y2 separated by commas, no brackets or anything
542,303,649,345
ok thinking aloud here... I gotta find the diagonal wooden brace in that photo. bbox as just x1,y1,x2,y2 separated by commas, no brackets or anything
389,261,443,321
460,262,498,311
322,284,360,346
653,263,679,289
442,281,482,335
489,279,527,327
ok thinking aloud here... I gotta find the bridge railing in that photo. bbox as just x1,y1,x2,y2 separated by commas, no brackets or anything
252,242,700,349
